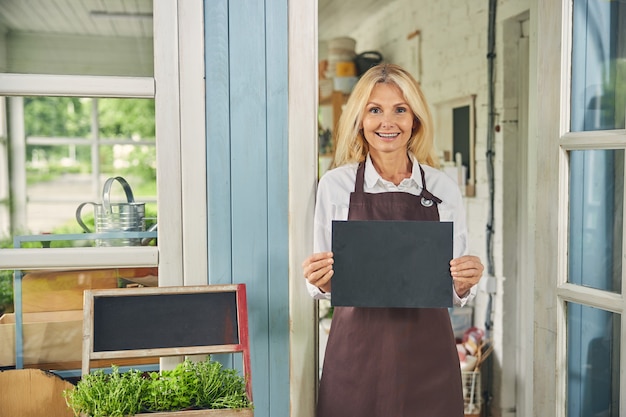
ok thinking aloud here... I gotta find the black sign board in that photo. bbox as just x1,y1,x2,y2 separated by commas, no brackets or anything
331,220,453,308
82,284,252,404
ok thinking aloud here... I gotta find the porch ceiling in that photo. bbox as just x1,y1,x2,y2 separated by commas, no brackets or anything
0,0,387,43
0,0,153,38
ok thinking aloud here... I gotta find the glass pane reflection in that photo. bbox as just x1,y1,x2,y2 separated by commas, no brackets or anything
567,303,620,417
571,0,626,131
20,96,156,235
568,149,623,293
0,0,153,76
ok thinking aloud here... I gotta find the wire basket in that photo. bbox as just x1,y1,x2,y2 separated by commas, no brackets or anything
462,370,481,416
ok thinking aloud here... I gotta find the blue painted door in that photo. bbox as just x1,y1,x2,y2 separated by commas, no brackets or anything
205,1,289,416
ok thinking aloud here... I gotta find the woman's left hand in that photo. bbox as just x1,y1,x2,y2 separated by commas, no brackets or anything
450,255,484,298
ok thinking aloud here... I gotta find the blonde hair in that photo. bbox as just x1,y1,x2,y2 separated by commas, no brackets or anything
332,63,438,168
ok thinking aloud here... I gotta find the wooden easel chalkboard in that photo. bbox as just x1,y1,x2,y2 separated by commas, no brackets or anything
82,284,251,400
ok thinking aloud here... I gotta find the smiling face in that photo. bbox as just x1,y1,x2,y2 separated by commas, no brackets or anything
361,82,417,162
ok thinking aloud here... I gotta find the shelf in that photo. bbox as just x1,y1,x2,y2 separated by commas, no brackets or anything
319,90,349,144
319,90,349,106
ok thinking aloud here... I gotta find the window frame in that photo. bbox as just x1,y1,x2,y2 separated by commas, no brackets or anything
0,0,207,286
553,0,626,415
0,75,159,269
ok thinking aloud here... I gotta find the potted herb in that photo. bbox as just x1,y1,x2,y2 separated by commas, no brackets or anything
63,358,253,417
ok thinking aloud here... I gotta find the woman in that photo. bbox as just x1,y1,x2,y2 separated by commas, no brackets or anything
302,64,483,417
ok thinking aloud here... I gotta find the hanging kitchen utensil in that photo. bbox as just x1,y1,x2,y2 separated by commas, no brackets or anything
355,51,383,76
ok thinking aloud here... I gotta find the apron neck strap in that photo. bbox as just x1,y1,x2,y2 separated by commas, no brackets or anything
354,162,366,193
418,165,442,204
355,161,442,204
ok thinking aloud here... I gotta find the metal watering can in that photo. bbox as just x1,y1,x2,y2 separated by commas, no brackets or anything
76,176,146,247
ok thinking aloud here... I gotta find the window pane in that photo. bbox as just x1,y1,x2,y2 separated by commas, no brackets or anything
18,96,157,236
0,0,153,76
567,303,620,417
571,0,626,131
568,149,623,293
98,99,156,140
4,266,158,365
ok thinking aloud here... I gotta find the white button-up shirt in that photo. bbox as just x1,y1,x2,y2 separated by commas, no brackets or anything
307,154,476,306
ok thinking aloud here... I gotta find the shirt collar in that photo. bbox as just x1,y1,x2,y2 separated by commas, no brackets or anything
364,154,423,190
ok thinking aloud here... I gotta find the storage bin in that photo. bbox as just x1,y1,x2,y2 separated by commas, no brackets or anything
3,267,158,369
0,310,159,370
333,76,358,94
327,37,356,52
0,310,83,367
326,37,357,79
335,61,357,77
462,370,481,416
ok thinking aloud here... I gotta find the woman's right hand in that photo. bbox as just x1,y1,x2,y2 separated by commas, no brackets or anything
302,252,334,293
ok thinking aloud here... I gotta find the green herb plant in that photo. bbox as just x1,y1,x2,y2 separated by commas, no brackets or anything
63,358,252,417
63,366,145,417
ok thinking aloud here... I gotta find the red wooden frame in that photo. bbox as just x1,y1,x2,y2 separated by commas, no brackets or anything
82,284,253,403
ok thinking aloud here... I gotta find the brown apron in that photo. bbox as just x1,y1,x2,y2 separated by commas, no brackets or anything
317,162,464,417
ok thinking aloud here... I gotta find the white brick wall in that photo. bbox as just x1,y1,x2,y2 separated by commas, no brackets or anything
338,2,531,415
347,0,516,261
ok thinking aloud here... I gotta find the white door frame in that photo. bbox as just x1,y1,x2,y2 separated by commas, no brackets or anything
533,0,626,415
501,13,531,417
288,0,319,415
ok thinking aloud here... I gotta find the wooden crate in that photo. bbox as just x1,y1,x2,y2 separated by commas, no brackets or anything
20,268,156,313
0,310,158,370
0,369,75,417
76,410,253,417
0,310,83,367
1,268,157,368
131,410,253,416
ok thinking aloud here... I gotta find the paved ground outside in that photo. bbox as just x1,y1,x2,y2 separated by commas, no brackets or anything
26,173,128,235
25,173,156,237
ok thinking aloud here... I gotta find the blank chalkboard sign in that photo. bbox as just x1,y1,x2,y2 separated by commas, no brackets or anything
81,284,251,400
93,291,238,352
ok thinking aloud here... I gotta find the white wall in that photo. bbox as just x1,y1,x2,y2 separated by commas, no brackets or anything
6,32,152,76
0,23,7,72
338,1,531,415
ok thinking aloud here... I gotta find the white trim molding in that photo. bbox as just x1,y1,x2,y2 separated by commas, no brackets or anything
288,0,318,415
0,73,154,98
0,246,158,270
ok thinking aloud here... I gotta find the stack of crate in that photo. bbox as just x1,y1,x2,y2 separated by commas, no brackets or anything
0,267,156,370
